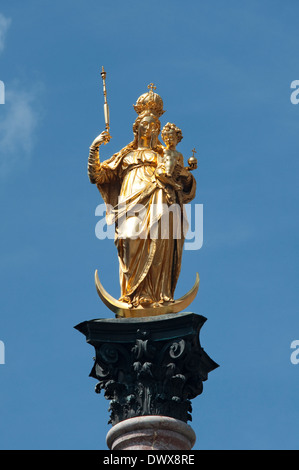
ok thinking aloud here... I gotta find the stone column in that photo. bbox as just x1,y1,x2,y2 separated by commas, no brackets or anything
106,416,196,451
75,312,218,450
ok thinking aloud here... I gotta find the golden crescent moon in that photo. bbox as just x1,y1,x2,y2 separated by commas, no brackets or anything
94,269,200,318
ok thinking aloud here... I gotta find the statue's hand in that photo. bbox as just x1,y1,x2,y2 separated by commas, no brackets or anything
155,166,169,184
91,130,111,149
187,156,197,171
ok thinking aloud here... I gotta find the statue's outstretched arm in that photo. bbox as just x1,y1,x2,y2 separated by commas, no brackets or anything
88,131,111,184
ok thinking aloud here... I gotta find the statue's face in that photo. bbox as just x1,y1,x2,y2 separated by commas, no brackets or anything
138,115,159,140
162,129,178,148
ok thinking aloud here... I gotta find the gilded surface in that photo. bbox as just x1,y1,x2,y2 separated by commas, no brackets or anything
88,84,198,317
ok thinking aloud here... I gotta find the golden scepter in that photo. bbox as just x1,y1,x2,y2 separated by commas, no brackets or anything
100,66,111,142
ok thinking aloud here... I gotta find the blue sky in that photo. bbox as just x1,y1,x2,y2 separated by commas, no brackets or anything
0,0,298,450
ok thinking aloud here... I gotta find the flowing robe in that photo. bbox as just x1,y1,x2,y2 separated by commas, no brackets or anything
91,147,196,306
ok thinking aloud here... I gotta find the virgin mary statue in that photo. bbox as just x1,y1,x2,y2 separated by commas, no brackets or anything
87,87,196,310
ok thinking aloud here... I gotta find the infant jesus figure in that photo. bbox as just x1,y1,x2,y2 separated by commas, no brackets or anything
156,122,185,192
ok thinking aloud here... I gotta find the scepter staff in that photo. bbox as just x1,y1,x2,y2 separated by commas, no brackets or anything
100,66,111,141
87,66,111,182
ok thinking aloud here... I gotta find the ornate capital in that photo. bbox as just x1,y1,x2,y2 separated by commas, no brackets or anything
75,312,218,426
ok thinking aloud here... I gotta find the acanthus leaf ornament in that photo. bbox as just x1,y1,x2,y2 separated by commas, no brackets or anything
75,313,219,426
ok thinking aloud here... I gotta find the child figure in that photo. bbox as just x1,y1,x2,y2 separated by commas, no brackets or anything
156,122,184,191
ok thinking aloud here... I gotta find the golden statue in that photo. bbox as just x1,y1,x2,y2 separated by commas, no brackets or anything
88,75,199,318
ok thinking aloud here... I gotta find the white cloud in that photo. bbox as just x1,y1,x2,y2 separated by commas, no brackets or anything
0,83,43,176
0,13,11,53
0,14,42,176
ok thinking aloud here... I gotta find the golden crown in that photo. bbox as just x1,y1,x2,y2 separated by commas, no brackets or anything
133,83,165,117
